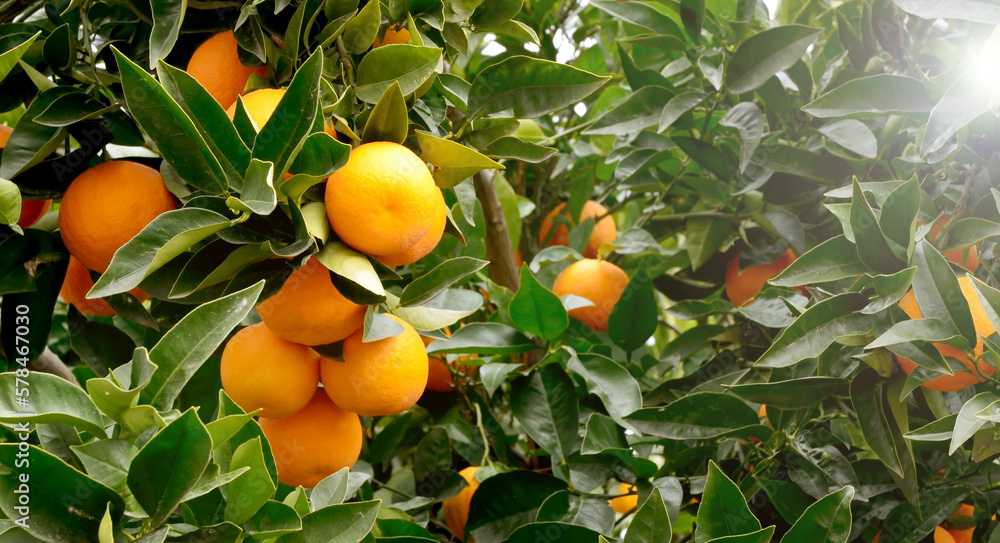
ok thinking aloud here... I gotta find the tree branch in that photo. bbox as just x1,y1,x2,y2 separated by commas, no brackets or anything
474,171,520,291
31,347,79,385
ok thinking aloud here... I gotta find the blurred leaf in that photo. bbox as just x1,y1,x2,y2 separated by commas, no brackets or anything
511,364,581,464
509,266,568,340
756,293,874,368
584,86,671,136
726,25,821,94
778,486,853,543
590,0,686,37
686,217,730,271
141,281,264,410
127,409,212,527
920,67,992,156
355,45,442,103
468,56,610,119
680,0,705,43
802,75,932,118
889,0,1000,24
362,81,408,144
877,487,968,543
695,461,761,542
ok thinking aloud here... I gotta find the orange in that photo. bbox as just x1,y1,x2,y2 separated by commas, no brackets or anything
421,335,476,392
609,482,638,514
935,526,957,543
59,256,148,317
0,125,52,229
259,390,362,488
947,503,975,543
226,88,285,130
442,466,480,540
58,161,178,273
374,28,411,48
325,142,439,256
538,200,617,258
186,31,268,110
220,322,320,418
374,190,446,266
257,256,366,346
320,315,428,416
552,259,629,332
896,276,997,391
725,249,798,307
925,217,978,271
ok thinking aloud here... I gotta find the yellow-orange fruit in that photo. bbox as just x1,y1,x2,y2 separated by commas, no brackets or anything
186,31,268,110
538,200,617,258
925,217,978,271
374,28,411,48
226,88,285,129
552,259,629,332
320,315,428,416
947,503,975,543
59,256,148,317
257,256,366,346
725,249,798,307
259,390,362,488
609,482,638,514
374,190,447,267
58,161,178,273
896,277,997,391
325,142,439,256
443,466,480,540
220,323,320,419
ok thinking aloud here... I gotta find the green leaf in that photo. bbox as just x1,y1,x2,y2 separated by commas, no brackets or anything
425,322,535,355
149,0,186,68
674,137,732,180
502,523,601,543
226,437,275,524
71,439,138,491
726,25,821,94
399,256,489,306
0,444,123,543
0,178,19,226
904,415,957,442
779,486,853,543
920,67,992,156
127,409,212,527
850,178,906,273
86,348,157,422
696,461,761,542
755,293,875,368
878,176,920,263
466,471,568,543
416,132,503,188
479,363,522,399
343,0,380,53
659,91,708,133
0,372,104,436
245,501,303,539
625,487,672,543
626,393,760,439
583,86,672,136
0,88,68,179
608,267,658,352
467,56,610,119
942,217,1000,251
482,137,557,163
877,487,968,543
230,159,277,215
362,81,408,144
141,281,264,410
802,75,932,118
112,48,228,192
590,0,686,37
911,240,977,346
508,266,568,340
849,369,916,484
315,241,386,305
252,49,323,176
686,217,730,271
393,288,484,331
770,235,867,286
511,365,581,463
355,45,442,103
567,353,643,426
471,0,523,27
867,318,964,354
949,392,998,455
312,468,351,510
727,377,849,410
207,411,257,447
889,0,1000,24
536,492,614,534
819,120,877,158
0,32,39,85
708,527,776,542
277,500,380,543
89,208,233,297
680,0,705,43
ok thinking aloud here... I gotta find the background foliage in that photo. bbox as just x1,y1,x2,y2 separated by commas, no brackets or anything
2,0,1000,541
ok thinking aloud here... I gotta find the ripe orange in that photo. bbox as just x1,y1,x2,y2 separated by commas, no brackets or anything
1,125,52,229
538,200,617,258
256,256,366,346
935,526,957,543
947,503,974,543
552,259,629,332
896,277,998,391
259,390,362,488
443,466,480,541
725,249,798,307
60,256,148,317
421,335,476,392
58,161,178,273
186,31,268,110
325,142,439,256
226,88,285,130
374,28,411,48
320,315,428,416
374,190,446,267
220,323,320,419
609,482,638,514
925,217,978,271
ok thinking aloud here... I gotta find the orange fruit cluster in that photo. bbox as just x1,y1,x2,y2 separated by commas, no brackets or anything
538,200,617,258
725,249,800,307
873,504,977,543
896,277,997,391
186,31,268,110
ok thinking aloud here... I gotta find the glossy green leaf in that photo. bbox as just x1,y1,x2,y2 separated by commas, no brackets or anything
226,437,275,524
399,256,488,306
245,500,303,539
778,486,853,543
0,32,39,85
0,178,19,226
659,91,708,132
467,56,610,119
502,522,601,543
567,353,643,426
802,75,932,118
590,0,685,37
625,487,672,543
626,393,759,439
755,293,875,368
0,88,68,179
424,322,535,355
583,86,671,136
312,468,351,510
479,362,522,398
355,45,442,103
608,267,658,352
343,0,380,53
0,372,103,436
949,392,998,455
727,377,849,410
849,369,915,481
252,49,323,176
416,132,503,188
695,461,761,542
362,81,408,144
278,500,380,543
393,288,484,331
466,471,567,543
726,25,821,94
904,415,957,442
149,0,186,68
511,364,581,463
911,240,977,346
819,120,877,158
509,266,568,340
877,487,968,543
770,235,867,286
315,241,386,305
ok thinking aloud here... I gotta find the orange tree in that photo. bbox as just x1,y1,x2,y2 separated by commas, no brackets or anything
2,0,1000,542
